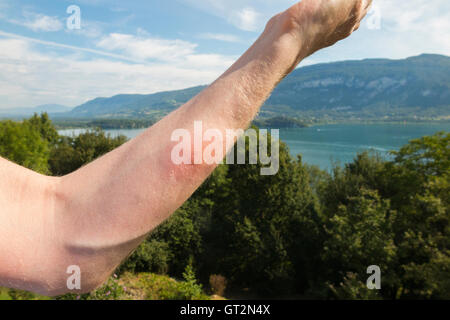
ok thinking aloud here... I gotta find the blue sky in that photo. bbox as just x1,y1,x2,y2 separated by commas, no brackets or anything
0,0,449,109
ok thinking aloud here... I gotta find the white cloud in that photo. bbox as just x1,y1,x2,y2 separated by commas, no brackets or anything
231,7,260,32
0,30,145,63
0,34,236,109
376,0,450,53
65,19,104,39
179,0,297,32
96,33,198,61
24,15,63,32
183,54,237,69
95,31,237,67
377,1,442,31
10,14,63,32
199,33,241,43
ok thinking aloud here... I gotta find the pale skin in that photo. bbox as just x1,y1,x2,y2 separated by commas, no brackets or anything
0,0,372,296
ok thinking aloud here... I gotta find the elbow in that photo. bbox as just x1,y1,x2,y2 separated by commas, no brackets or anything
36,178,108,297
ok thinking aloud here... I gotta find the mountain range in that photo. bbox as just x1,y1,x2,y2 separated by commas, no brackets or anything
5,54,450,121
263,53,450,120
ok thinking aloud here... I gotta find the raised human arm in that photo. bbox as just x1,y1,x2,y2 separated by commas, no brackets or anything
0,0,372,295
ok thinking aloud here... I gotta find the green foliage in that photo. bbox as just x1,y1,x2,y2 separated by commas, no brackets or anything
138,271,209,300
85,275,125,300
149,201,204,276
195,129,323,296
25,113,59,145
55,271,209,300
57,275,125,300
321,189,397,294
327,273,382,300
118,240,170,275
115,130,448,300
316,133,449,299
382,132,450,299
0,114,448,300
252,116,307,128
4,289,40,300
0,117,51,174
176,265,206,300
49,128,127,175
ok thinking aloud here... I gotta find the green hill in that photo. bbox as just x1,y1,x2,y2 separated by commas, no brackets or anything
67,86,206,119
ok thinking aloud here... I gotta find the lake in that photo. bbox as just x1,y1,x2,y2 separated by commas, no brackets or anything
59,123,449,170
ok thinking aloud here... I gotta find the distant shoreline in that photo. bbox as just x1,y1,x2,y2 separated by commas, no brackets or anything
52,117,450,130
308,119,450,127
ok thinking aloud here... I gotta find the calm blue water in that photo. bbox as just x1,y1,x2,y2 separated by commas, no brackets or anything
59,123,449,170
280,123,449,169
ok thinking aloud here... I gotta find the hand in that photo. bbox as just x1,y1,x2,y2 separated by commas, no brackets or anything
262,0,373,69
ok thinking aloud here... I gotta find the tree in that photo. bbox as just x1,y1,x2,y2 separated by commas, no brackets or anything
117,240,170,275
317,133,449,299
25,113,59,146
201,129,322,295
386,132,449,299
0,119,50,174
49,129,127,175
149,200,204,276
321,189,396,299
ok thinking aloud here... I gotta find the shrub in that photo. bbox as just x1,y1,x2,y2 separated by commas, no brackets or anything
57,274,125,300
140,270,210,300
